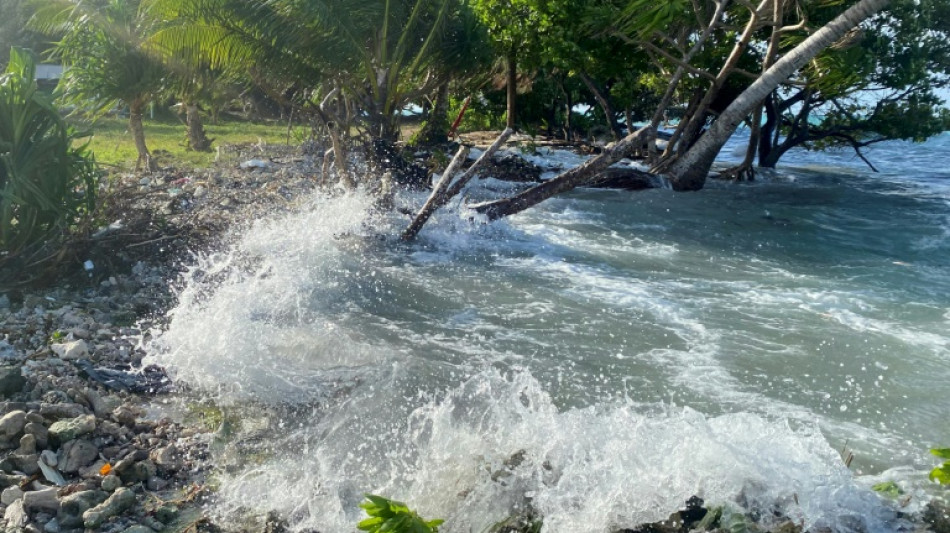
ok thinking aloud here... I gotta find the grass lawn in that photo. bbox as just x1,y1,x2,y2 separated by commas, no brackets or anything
71,115,309,170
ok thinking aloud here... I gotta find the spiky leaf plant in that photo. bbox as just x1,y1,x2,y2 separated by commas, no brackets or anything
0,47,98,274
358,494,444,533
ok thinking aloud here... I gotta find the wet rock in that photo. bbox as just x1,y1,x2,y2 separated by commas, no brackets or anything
85,388,121,418
118,459,156,484
58,490,108,528
40,402,87,420
3,499,27,532
153,504,178,524
50,340,89,360
22,486,59,512
83,486,135,529
146,475,168,491
101,474,121,492
43,518,61,533
589,167,659,190
113,406,137,427
151,443,181,471
0,410,26,442
59,439,99,473
0,366,25,399
480,153,543,182
122,525,157,533
48,414,96,445
0,486,22,505
924,500,950,533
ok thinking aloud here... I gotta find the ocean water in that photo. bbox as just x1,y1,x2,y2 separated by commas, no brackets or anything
146,132,950,532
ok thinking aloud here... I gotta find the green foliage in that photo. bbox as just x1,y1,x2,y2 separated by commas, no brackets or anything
931,448,950,485
358,494,443,533
871,481,903,498
0,47,98,262
447,93,506,133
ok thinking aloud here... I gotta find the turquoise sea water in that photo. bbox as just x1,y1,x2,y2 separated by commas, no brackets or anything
148,132,950,532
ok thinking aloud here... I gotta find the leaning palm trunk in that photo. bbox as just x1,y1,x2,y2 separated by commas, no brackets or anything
666,0,890,191
129,97,156,172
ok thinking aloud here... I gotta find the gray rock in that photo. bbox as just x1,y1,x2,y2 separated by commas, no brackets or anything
0,366,24,399
0,486,22,505
112,406,137,427
39,402,87,419
0,453,38,475
0,473,24,490
84,389,121,418
40,450,57,467
22,487,59,512
48,414,96,445
50,340,89,360
118,460,156,484
0,410,26,442
3,499,27,533
121,526,157,533
83,487,135,529
141,516,165,531
25,422,49,449
153,504,178,524
43,518,61,533
100,474,121,492
58,489,107,528
59,439,98,473
151,444,181,470
17,433,35,455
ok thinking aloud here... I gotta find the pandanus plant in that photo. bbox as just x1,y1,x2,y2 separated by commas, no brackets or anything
0,48,97,273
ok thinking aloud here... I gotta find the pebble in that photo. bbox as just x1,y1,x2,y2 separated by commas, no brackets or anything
101,474,121,492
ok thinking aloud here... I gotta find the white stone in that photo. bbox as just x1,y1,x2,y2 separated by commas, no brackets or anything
50,339,90,360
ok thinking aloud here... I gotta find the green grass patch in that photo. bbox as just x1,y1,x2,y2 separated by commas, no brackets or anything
70,116,309,170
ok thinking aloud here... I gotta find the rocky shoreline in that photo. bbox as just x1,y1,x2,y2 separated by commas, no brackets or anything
0,143,326,533
1,142,949,533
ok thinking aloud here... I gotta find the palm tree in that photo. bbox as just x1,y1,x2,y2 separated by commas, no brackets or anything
31,0,166,171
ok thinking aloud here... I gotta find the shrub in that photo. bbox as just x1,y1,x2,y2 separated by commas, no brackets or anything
0,47,98,269
358,494,443,533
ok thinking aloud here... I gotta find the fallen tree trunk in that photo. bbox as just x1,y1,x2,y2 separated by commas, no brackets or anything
470,125,655,221
402,128,513,240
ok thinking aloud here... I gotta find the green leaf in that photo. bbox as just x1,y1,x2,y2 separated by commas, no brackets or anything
871,481,903,497
930,464,950,485
931,448,950,459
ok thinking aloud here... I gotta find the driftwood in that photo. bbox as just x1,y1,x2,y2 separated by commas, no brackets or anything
402,128,514,241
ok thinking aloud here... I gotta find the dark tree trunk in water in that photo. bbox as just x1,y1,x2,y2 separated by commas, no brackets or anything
666,0,890,191
506,51,517,130
129,97,155,171
185,100,213,152
471,126,655,221
563,89,573,142
579,72,622,141
413,82,450,146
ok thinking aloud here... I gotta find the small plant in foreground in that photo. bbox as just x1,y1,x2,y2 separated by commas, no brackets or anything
358,494,443,533
930,448,950,485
